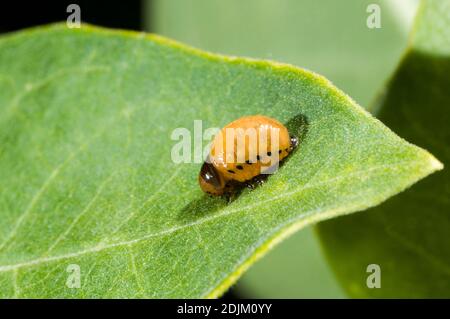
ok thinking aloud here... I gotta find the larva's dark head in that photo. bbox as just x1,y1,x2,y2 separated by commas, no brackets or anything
199,161,225,196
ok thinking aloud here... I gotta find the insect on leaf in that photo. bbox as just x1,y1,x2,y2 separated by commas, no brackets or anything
0,24,442,298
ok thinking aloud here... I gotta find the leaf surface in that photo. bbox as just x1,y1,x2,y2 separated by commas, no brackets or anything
151,0,411,299
0,24,441,298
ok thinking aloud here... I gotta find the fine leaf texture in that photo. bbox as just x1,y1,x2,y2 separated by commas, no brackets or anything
0,24,442,298
151,0,410,299
318,0,450,298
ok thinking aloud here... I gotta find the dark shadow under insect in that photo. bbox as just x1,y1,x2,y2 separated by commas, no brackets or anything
178,193,229,223
179,113,309,222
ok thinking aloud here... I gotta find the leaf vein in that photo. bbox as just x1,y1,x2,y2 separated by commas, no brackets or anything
0,159,420,273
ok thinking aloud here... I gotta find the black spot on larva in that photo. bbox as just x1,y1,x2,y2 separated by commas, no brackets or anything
267,151,272,156
236,165,244,170
278,150,282,154
257,155,261,161
285,148,289,152
246,160,252,165
227,170,235,174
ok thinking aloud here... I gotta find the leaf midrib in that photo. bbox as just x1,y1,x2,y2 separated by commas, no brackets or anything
0,159,426,273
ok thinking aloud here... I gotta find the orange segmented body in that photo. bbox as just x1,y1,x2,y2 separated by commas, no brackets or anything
199,115,297,196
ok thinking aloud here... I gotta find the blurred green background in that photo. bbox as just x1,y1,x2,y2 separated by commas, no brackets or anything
145,0,419,298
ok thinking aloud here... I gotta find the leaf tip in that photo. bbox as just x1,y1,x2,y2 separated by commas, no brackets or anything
429,155,444,172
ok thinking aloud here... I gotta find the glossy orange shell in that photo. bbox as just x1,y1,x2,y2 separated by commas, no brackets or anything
209,115,291,183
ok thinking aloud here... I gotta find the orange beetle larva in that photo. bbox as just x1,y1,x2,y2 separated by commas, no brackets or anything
199,115,298,196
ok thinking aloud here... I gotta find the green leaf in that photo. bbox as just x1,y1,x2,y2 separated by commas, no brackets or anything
317,0,450,298
0,24,441,298
150,0,411,298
